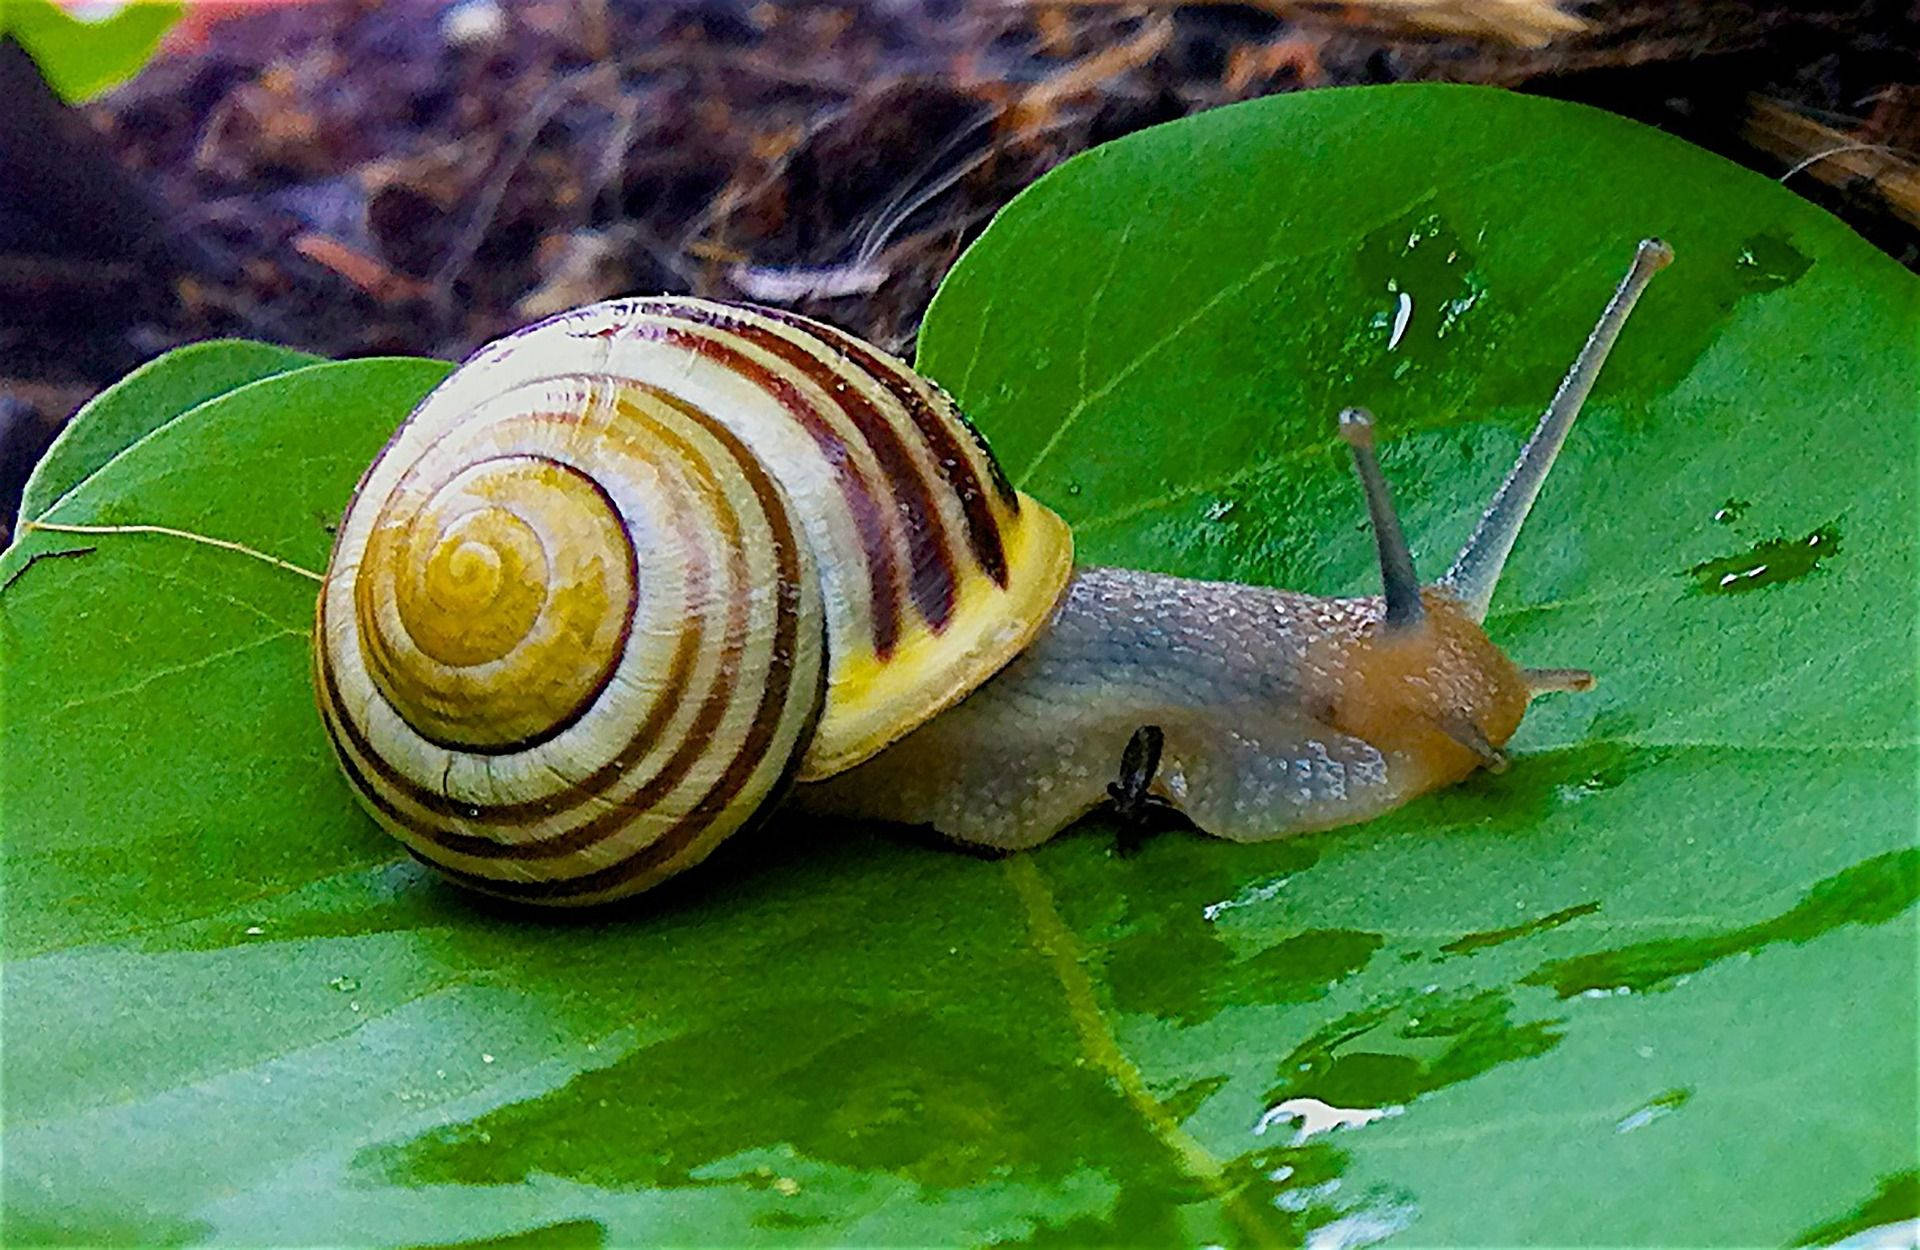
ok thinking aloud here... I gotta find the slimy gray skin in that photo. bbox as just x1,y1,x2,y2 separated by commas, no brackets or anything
797,239,1674,850
796,570,1422,847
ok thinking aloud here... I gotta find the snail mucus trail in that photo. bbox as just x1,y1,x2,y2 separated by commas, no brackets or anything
315,239,1673,905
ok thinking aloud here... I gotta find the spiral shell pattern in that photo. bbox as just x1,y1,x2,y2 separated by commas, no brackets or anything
316,298,1071,904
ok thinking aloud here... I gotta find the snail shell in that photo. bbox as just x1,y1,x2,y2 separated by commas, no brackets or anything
314,298,1072,904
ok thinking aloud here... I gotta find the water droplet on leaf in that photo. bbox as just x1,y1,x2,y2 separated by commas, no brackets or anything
1255,1097,1403,1144
1733,231,1813,293
1616,1087,1691,1133
1686,525,1839,594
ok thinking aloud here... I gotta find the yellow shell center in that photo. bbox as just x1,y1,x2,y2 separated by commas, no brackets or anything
439,537,502,605
409,510,546,667
357,455,637,751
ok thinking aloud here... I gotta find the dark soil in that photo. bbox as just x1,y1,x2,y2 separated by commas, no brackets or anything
2,0,1915,541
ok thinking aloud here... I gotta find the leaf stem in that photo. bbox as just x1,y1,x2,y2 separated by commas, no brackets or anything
23,521,324,583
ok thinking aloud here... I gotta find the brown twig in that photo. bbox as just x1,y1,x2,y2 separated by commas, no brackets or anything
1745,95,1920,230
429,66,617,320
1014,15,1175,115
1007,0,1587,48
20,520,324,582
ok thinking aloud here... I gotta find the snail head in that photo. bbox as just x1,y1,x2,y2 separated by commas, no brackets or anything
1312,240,1668,781
1322,410,1533,780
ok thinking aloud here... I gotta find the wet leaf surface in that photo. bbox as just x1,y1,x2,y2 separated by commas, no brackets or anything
3,86,1916,1245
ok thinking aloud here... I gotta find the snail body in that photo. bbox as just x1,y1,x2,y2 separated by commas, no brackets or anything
315,241,1672,905
797,573,1530,849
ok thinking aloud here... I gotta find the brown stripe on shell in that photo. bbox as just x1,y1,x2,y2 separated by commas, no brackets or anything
319,687,422,835
354,453,640,757
421,535,749,862
621,317,906,658
952,405,1021,516
325,383,812,879
320,597,703,832
346,403,616,742
408,387,815,893
756,307,1016,587
321,392,726,836
666,302,959,632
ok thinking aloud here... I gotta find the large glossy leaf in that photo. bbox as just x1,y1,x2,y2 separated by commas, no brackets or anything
17,338,321,524
2,85,1915,1246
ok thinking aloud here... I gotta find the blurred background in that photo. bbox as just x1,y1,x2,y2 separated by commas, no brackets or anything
2,0,1916,544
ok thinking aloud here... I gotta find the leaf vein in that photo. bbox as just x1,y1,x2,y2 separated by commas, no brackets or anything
51,628,305,715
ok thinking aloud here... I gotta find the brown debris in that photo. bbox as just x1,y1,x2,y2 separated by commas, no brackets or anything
1013,15,1176,117
293,232,433,301
0,0,1915,518
1039,0,1587,49
1746,93,1920,230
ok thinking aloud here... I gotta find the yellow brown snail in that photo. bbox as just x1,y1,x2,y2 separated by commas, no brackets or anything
315,238,1673,905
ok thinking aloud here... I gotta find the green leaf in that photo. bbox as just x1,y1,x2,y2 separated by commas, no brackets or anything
18,339,321,524
2,85,1915,1246
2,0,182,102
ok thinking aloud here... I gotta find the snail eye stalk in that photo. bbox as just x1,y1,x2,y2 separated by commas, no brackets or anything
1338,407,1424,631
1443,238,1674,622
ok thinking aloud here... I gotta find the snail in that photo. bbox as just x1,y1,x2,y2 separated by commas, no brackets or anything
315,238,1672,905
